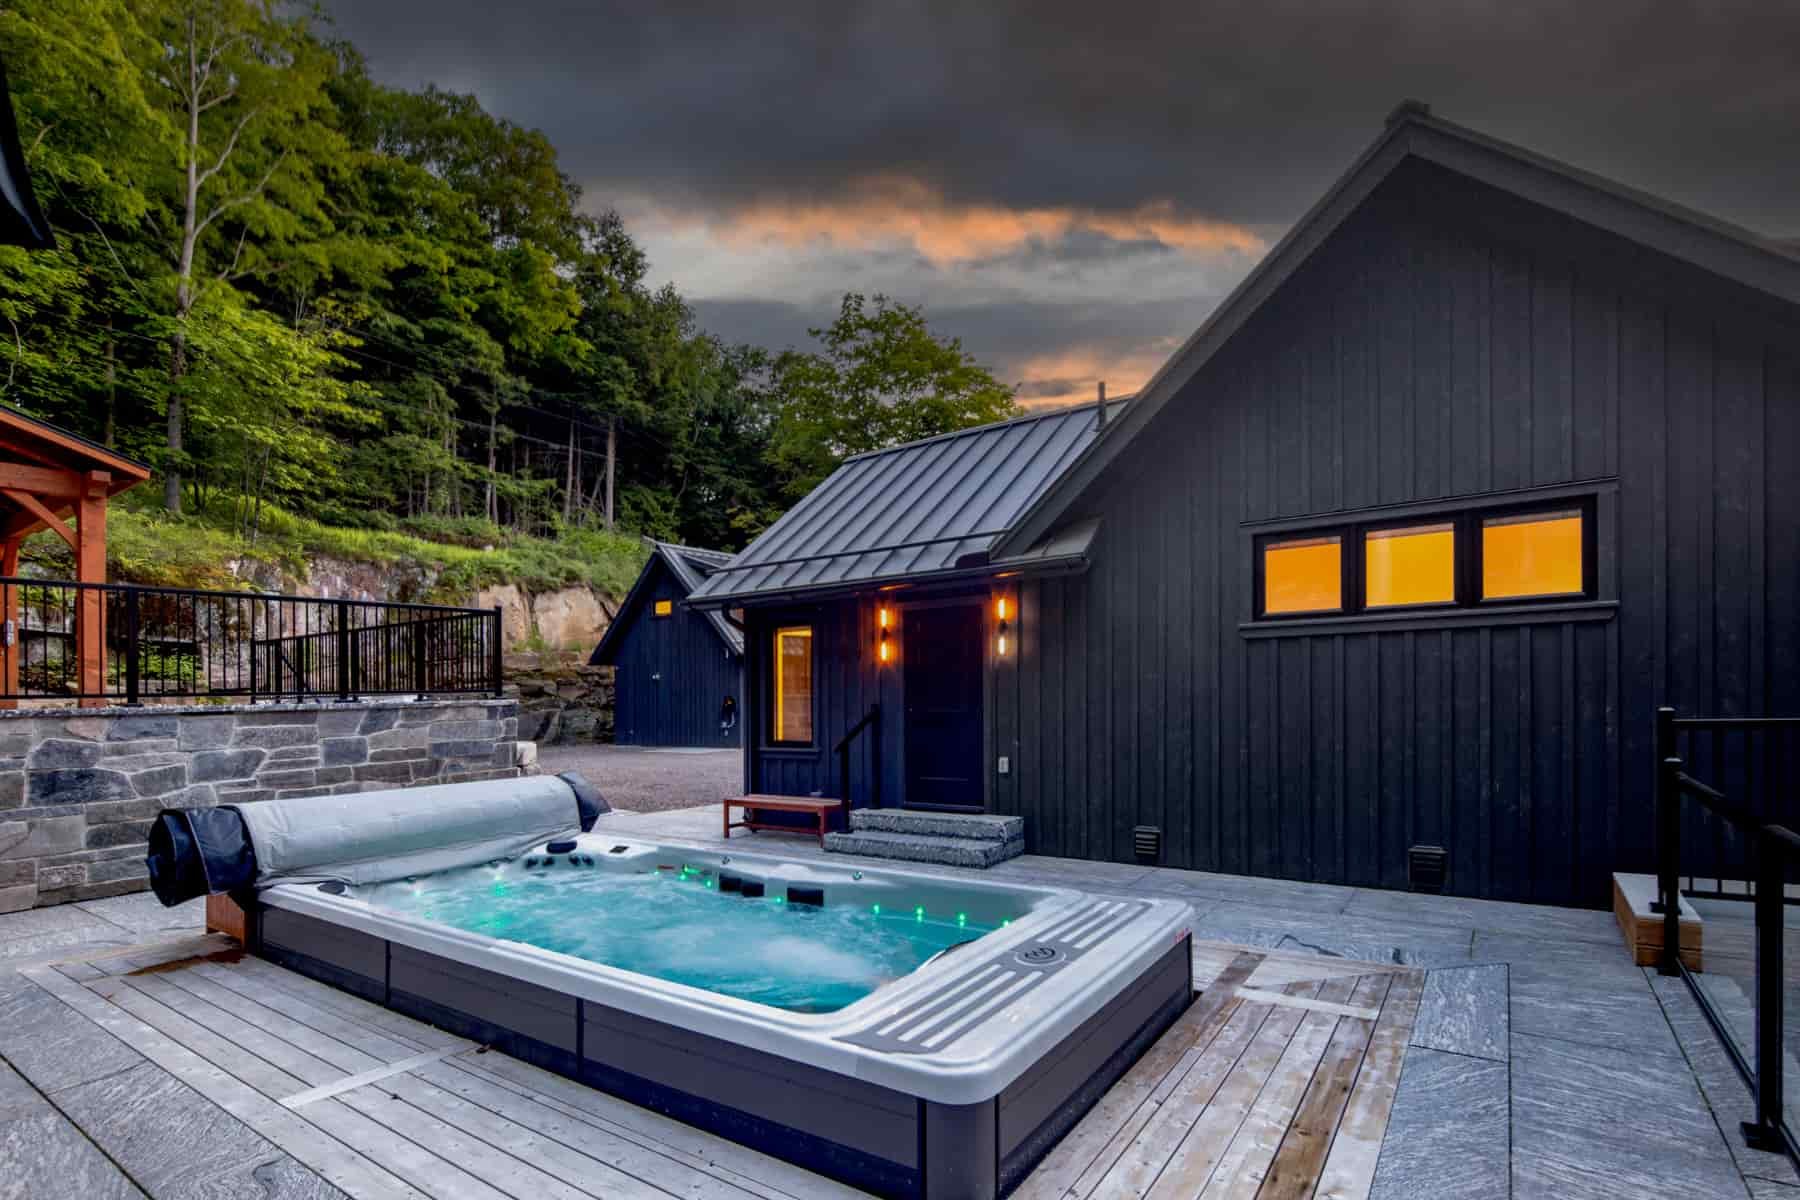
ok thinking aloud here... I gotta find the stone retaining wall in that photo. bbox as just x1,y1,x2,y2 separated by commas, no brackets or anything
0,697,521,911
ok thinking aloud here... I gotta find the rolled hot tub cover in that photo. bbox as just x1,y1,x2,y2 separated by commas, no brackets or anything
145,771,606,906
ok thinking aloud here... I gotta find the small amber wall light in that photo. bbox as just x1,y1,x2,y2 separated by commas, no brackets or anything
995,595,1011,657
877,606,893,663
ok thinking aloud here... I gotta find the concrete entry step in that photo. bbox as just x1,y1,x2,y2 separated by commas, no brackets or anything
823,828,1023,869
848,808,1024,842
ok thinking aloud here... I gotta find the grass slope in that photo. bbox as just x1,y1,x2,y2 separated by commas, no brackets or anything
23,494,649,602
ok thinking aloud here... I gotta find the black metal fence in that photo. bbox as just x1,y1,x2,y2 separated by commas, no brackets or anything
0,576,502,704
1655,707,1800,1166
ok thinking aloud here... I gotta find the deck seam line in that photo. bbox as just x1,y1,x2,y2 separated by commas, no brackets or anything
440,1051,831,1200
0,1039,157,1200
279,1047,467,1109
1233,987,1382,1020
148,968,391,1081
19,964,424,1200
348,1082,671,1200
384,1068,697,1200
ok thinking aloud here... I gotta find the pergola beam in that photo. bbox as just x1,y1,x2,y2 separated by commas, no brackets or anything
0,487,76,550
0,462,84,498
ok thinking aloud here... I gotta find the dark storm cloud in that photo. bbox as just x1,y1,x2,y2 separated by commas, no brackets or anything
325,0,1800,233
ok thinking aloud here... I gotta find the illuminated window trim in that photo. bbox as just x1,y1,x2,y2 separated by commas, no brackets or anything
1255,498,1593,620
769,625,815,747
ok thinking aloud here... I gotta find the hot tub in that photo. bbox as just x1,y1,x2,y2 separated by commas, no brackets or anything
149,776,1192,1200
247,835,1192,1199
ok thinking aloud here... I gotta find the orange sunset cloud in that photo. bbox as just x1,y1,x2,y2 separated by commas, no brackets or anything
1011,343,1183,410
648,175,1265,266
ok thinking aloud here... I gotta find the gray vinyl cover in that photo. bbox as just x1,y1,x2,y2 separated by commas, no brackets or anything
230,775,582,887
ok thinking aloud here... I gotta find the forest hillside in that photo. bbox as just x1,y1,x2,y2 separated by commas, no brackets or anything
0,1,1020,616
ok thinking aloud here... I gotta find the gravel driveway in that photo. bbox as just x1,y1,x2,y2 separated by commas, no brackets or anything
535,743,742,812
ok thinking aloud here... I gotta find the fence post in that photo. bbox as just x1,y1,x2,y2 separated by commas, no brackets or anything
490,606,504,698
335,599,352,702
1655,706,1682,976
123,587,141,706
411,619,427,698
1743,832,1788,1152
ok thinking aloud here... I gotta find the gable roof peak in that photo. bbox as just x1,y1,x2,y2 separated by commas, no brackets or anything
993,101,1800,559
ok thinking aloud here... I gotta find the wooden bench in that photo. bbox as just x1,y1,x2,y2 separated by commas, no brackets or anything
724,794,844,846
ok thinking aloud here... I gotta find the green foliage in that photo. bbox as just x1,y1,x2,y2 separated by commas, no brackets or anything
768,294,1019,498
0,2,1018,596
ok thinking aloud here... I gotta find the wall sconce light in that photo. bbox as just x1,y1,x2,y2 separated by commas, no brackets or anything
995,595,1011,657
877,606,892,664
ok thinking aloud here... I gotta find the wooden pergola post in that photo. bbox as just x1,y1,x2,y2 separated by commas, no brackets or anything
1,535,17,707
76,469,107,704
0,408,148,708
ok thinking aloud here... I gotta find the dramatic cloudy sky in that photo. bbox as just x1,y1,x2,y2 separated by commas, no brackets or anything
325,1,1800,408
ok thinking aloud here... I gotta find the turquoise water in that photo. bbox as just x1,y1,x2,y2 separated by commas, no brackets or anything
363,866,996,1013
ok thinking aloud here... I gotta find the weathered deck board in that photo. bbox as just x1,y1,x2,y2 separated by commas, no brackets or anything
1015,949,1423,1200
1013,950,1264,1200
1258,975,1391,1200
21,934,1421,1200
1313,970,1425,1200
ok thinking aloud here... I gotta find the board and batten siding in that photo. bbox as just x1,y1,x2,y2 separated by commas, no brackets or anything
743,595,999,812
990,160,1800,908
610,557,742,748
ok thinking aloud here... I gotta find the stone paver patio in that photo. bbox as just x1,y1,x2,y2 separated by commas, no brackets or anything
0,802,1793,1199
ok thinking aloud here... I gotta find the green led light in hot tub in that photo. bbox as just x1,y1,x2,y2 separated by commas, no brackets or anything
361,865,1008,1013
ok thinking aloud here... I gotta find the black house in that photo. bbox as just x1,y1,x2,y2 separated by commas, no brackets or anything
688,104,1800,908
592,543,743,747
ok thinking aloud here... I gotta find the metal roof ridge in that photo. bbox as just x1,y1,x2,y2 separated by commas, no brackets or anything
838,396,1129,464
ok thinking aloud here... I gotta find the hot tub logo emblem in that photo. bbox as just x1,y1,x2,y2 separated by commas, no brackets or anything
1014,944,1065,968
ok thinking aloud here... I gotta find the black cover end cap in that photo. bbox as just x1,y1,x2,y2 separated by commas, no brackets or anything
557,771,608,830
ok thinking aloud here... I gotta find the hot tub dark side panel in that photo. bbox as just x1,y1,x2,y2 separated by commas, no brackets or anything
581,1001,920,1199
253,904,388,1005
389,944,579,1077
992,934,1194,1195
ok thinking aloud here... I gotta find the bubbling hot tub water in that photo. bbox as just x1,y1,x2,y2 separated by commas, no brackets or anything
362,864,997,1013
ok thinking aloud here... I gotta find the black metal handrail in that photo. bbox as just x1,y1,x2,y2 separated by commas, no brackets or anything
1655,706,1800,1165
0,576,503,704
834,703,882,823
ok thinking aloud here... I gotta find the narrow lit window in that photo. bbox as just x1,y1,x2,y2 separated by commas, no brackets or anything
1483,510,1583,600
1262,535,1342,615
773,626,813,744
1365,522,1456,608
652,599,673,617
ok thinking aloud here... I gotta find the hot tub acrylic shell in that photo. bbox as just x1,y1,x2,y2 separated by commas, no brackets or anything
244,833,1194,1200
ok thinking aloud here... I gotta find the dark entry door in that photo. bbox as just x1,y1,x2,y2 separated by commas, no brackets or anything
902,604,984,809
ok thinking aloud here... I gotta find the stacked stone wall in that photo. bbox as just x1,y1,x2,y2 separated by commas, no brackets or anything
0,697,521,911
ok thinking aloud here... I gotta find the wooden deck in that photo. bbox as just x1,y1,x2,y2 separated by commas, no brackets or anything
1019,943,1423,1200
13,932,1421,1200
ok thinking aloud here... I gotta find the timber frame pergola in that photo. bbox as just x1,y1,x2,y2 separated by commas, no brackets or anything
0,405,150,705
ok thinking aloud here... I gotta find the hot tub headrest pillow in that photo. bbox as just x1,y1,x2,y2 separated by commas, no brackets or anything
145,771,607,904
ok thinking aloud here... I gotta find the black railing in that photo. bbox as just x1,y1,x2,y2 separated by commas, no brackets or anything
834,703,881,822
1655,707,1800,1165
0,577,503,704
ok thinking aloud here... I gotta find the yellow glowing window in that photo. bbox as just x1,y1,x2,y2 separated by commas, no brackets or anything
652,599,673,617
1483,510,1584,600
1365,522,1456,608
773,626,813,743
1262,535,1343,615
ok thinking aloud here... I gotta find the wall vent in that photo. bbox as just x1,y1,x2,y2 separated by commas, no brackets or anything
1408,845,1448,894
1133,826,1162,864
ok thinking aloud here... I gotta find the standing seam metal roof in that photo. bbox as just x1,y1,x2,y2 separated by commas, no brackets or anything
592,541,744,662
688,401,1114,604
